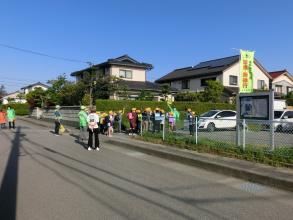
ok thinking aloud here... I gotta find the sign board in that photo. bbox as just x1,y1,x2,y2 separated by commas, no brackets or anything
239,50,254,93
237,91,274,120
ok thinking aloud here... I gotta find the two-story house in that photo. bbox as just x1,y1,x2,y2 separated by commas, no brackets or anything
71,55,176,100
21,82,49,94
269,69,293,97
155,55,272,101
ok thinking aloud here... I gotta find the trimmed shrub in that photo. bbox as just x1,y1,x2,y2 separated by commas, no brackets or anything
95,99,235,115
1,103,30,116
286,98,293,106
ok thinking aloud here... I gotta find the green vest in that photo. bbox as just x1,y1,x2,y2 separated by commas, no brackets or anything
78,110,88,127
7,109,16,121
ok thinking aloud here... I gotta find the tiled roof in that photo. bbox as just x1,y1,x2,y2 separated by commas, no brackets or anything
156,55,271,83
21,82,49,90
156,55,239,83
269,70,287,79
71,55,153,76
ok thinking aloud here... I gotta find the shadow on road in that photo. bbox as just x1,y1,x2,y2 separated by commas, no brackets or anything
0,127,21,220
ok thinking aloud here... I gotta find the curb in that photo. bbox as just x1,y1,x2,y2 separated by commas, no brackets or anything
19,117,293,192
104,138,293,193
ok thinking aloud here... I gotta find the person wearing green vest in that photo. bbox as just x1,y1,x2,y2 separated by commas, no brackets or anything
54,105,62,135
78,106,88,142
167,103,180,131
7,106,16,129
136,109,142,134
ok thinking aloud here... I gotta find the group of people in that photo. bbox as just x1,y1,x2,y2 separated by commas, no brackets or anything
0,106,16,129
54,105,124,151
52,104,198,151
126,105,181,134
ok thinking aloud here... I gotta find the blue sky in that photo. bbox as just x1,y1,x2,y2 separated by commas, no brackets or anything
1,0,293,92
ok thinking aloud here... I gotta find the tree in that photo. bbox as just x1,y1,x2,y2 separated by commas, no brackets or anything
0,85,7,98
93,75,122,99
161,84,170,100
201,80,224,103
26,87,47,108
138,89,153,101
175,91,202,101
46,74,68,105
17,93,26,102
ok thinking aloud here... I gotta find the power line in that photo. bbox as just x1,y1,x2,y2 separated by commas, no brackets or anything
0,43,91,64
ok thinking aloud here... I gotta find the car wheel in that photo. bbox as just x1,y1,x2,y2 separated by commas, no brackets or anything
276,125,283,132
207,123,215,132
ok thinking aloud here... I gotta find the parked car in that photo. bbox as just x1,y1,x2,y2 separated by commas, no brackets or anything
198,110,237,132
274,110,293,132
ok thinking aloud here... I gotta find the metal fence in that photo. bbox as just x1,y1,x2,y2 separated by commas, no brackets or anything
142,117,293,150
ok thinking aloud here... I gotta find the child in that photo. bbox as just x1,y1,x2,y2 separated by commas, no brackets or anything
105,111,114,137
0,108,6,129
136,110,142,134
167,112,175,131
127,108,137,135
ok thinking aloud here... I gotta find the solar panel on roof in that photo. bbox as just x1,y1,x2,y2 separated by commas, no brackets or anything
193,55,239,69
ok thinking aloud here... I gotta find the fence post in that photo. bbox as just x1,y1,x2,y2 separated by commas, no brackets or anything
140,119,143,137
270,120,275,151
195,117,198,145
162,118,165,141
242,119,246,150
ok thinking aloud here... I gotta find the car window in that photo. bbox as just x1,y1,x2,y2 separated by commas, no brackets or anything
217,111,236,118
283,111,293,119
200,110,219,117
274,111,284,119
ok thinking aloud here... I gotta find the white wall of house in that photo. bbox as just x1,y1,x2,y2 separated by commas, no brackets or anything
223,62,270,89
171,75,222,92
272,74,293,95
110,66,146,82
24,85,48,94
1,92,27,104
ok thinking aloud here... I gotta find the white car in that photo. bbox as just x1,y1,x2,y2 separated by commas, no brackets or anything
198,110,237,132
274,110,293,132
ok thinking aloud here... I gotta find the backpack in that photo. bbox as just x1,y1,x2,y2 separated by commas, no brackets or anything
127,112,134,120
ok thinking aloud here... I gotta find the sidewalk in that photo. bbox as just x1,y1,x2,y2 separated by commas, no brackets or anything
19,116,293,192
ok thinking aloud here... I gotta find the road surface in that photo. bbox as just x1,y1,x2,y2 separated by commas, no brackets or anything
1,120,293,220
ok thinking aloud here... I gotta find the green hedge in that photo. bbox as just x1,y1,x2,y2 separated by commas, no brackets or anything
95,100,235,115
0,103,30,116
287,98,293,106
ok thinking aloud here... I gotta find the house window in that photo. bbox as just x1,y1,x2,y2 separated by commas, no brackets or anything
229,76,238,85
257,80,265,89
119,69,132,79
275,85,282,93
287,86,293,94
182,80,190,89
201,77,216,86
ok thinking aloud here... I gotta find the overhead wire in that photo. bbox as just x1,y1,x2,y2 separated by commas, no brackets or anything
0,43,91,64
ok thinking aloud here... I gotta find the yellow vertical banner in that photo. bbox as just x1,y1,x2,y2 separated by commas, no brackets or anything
240,50,254,93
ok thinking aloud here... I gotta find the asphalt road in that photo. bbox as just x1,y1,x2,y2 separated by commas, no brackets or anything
1,121,293,220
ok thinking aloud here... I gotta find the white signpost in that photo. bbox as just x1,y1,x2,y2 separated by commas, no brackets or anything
236,90,275,150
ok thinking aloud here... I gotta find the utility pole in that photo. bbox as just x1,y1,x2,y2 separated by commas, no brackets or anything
87,62,95,108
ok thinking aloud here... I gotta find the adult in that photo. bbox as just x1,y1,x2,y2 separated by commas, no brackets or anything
78,106,88,142
154,108,162,132
87,107,100,151
0,108,6,129
142,108,150,132
7,106,16,129
54,105,62,135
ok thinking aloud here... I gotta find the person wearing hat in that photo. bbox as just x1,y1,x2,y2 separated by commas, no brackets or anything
188,111,196,136
136,109,142,134
115,109,124,133
167,103,180,131
127,108,137,135
153,107,162,132
142,108,150,132
105,111,114,137
7,106,16,129
78,106,88,142
54,105,62,135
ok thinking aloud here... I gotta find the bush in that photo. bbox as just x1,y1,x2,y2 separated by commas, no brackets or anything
286,98,293,106
95,99,235,115
1,103,30,115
